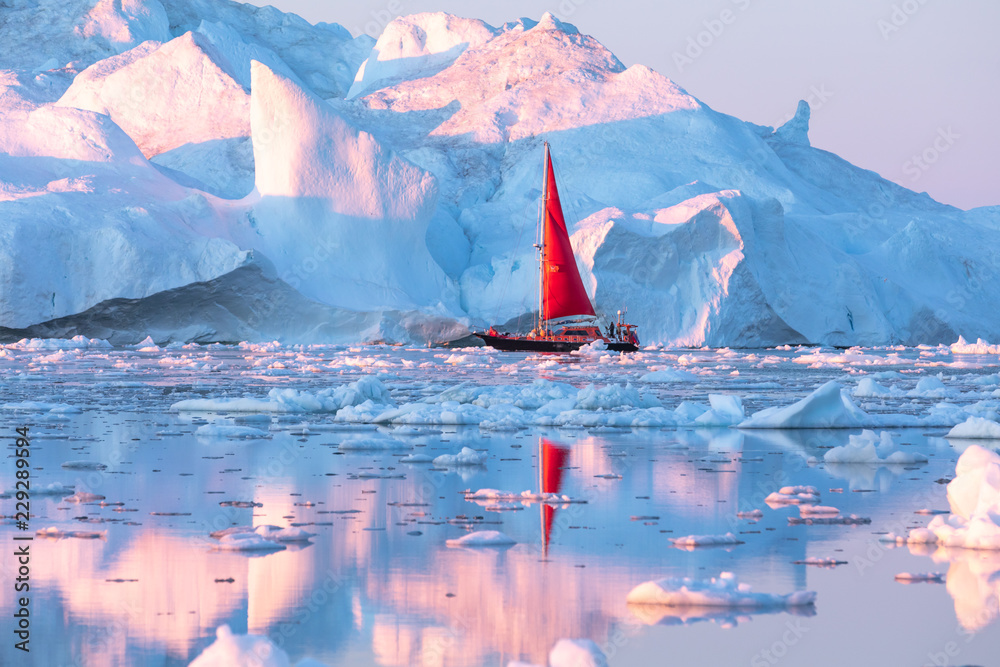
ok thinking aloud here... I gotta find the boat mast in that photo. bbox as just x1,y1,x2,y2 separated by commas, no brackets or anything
538,141,549,335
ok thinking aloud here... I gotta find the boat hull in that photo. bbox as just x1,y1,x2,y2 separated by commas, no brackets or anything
474,333,638,353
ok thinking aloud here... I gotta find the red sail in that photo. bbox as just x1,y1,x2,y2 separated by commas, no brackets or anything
542,153,596,321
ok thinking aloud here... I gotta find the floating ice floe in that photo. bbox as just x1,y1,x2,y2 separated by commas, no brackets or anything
894,572,945,584
2,401,82,413
793,558,847,567
464,488,580,504
399,453,435,463
337,437,410,451
60,460,108,470
625,571,815,609
736,509,763,519
172,376,392,414
1,482,74,498
788,515,870,525
765,485,821,505
670,532,744,548
36,527,106,539
951,336,1000,355
433,447,487,466
946,416,1000,439
445,530,516,547
3,336,111,350
888,445,1000,550
798,505,840,516
195,424,272,439
852,378,904,398
62,492,106,503
637,368,699,383
213,532,288,552
823,430,928,464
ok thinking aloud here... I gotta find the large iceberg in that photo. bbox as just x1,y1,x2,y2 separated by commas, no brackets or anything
2,2,998,345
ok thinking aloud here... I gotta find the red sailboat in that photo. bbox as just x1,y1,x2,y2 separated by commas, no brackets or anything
475,142,639,353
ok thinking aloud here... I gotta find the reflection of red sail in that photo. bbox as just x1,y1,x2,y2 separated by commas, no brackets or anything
542,153,596,321
541,439,569,554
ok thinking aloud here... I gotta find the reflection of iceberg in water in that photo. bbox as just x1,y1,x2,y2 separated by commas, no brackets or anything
910,545,1000,632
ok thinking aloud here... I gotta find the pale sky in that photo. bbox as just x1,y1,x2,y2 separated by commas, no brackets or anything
246,0,998,210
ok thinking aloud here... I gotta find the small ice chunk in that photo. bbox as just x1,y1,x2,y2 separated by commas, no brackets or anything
626,571,815,609
433,447,487,466
670,533,744,548
737,509,763,519
61,461,107,470
254,525,315,542
445,530,516,547
946,416,1000,439
799,505,840,516
337,438,410,451
36,527,106,539
63,491,106,503
213,532,288,552
195,424,271,439
399,453,434,463
894,572,945,584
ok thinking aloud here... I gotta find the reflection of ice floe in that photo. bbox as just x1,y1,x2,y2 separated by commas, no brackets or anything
823,430,927,464
464,489,582,505
62,491,106,503
61,460,107,470
626,572,815,627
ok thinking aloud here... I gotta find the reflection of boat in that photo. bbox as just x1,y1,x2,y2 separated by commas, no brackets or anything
475,143,639,353
540,438,569,555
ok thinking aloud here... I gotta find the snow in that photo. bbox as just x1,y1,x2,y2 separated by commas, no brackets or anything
445,530,516,547
823,430,928,464
947,416,1000,439
625,572,816,609
433,447,488,466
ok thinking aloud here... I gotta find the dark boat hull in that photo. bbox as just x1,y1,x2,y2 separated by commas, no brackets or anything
474,333,638,353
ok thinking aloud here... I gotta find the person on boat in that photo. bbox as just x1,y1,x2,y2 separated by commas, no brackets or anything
607,321,616,339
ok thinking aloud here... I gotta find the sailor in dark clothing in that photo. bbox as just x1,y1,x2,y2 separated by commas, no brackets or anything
607,321,616,339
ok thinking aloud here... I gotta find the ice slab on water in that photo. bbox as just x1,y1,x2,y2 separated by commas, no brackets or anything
626,571,815,609
947,416,1000,439
446,530,516,547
